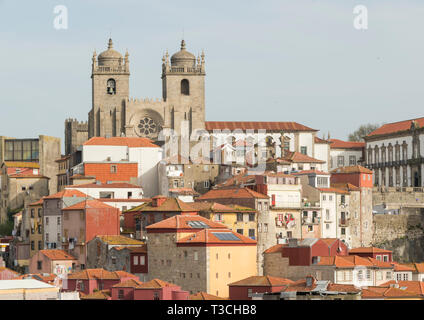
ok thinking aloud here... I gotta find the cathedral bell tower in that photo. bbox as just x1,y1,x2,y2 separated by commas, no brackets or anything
89,38,130,138
161,40,206,137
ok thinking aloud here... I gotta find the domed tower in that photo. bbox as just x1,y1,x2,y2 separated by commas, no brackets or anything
162,40,206,136
89,38,130,138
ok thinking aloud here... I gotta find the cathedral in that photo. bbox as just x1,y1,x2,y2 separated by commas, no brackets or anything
65,38,206,155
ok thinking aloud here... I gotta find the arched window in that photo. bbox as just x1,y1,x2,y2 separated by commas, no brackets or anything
181,79,189,95
107,78,116,95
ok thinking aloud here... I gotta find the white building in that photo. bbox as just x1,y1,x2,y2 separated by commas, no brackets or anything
329,139,365,171
364,117,424,188
0,279,59,300
81,137,163,197
65,182,144,199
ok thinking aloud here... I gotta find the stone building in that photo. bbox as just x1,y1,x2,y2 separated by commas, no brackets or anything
364,117,424,188
65,38,206,154
146,215,257,297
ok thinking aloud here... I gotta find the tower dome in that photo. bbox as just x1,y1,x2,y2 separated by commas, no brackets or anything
97,38,123,66
170,40,196,68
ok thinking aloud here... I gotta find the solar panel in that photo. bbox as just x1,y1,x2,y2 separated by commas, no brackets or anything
212,232,241,241
187,221,210,229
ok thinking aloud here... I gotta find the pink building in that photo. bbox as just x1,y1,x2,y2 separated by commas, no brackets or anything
0,266,20,280
111,278,189,300
61,200,120,269
64,268,138,295
29,249,77,275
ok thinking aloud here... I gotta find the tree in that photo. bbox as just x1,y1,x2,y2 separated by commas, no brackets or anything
348,123,381,142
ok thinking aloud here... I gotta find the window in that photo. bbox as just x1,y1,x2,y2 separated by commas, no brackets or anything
300,146,307,155
4,139,39,162
57,217,61,225
248,213,255,221
112,257,117,264
403,273,409,281
264,223,268,233
341,228,345,235
386,271,392,280
139,256,145,265
107,78,116,95
38,208,42,217
349,155,356,166
383,255,389,262
38,225,42,234
31,227,34,234
329,195,333,201
214,213,222,222
127,192,132,199
118,290,124,300
323,195,326,201
37,261,42,270
236,229,243,235
31,241,34,250
341,195,345,204
38,241,42,250
248,229,255,239
184,251,188,258
236,213,243,222
46,233,49,242
194,251,198,261
31,209,34,218
203,180,210,189
366,270,371,280
308,225,313,232
257,202,262,211
181,79,190,95
153,292,160,300
326,210,330,220
377,271,382,281
337,156,344,167
326,224,330,230
111,165,117,173
358,270,363,280
397,273,402,281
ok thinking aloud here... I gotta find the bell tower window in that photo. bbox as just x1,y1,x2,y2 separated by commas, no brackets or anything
107,79,116,95
181,79,189,95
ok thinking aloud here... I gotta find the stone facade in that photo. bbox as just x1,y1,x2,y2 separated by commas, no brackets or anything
65,39,206,155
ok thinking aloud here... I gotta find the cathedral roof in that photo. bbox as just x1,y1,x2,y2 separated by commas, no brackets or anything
98,38,123,65
170,40,196,67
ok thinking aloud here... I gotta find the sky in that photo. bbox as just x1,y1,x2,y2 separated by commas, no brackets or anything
1,0,424,151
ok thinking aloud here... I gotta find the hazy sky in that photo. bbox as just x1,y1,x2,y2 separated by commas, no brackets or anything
1,0,424,151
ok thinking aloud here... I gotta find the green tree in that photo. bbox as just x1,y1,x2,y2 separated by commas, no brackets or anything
348,123,381,142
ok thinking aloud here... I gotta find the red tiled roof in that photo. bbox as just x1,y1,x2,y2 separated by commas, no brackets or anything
349,247,392,254
331,165,373,174
99,198,149,203
146,215,227,231
177,228,257,245
190,201,255,213
317,187,350,195
362,286,420,299
43,189,89,199
292,170,330,176
263,244,285,254
197,187,269,200
168,188,200,196
329,139,365,149
62,199,115,211
136,279,177,289
40,249,76,261
80,289,111,300
392,262,415,272
283,151,325,164
367,117,424,138
314,136,331,144
66,183,142,189
67,269,137,280
83,137,159,148
190,292,227,300
112,279,144,288
317,255,393,268
205,121,317,132
228,276,294,287
380,280,424,296
408,263,424,273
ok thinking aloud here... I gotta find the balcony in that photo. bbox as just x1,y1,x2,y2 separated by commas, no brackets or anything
339,218,349,227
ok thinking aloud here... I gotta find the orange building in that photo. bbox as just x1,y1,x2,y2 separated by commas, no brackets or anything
83,162,138,184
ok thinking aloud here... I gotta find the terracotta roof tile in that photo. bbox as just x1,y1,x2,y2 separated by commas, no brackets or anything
83,137,159,148
66,183,142,189
80,289,111,300
282,151,325,164
292,169,330,176
40,249,77,261
205,121,317,132
392,262,416,272
177,228,257,245
330,183,361,191
367,117,424,138
112,279,143,288
329,139,365,149
146,215,228,231
349,247,392,254
67,268,137,280
314,136,331,144
136,278,177,289
228,276,294,287
190,292,227,300
331,165,373,174
43,189,89,199
380,280,424,296
94,235,143,246
317,187,350,195
263,244,285,254
62,199,116,211
197,187,268,200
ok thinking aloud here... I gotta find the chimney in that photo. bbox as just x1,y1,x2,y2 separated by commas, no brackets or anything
152,195,167,207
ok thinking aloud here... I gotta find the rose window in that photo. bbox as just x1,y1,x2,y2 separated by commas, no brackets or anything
138,117,157,135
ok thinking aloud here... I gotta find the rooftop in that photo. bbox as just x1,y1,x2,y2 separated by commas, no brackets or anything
197,187,268,200
83,136,159,148
205,121,317,132
40,249,76,261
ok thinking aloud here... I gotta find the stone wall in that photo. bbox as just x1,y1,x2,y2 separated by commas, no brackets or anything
372,208,424,262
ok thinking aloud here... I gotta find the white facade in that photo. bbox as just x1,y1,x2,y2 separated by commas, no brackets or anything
65,184,144,199
319,192,338,239
330,149,363,171
82,144,163,197
314,142,330,172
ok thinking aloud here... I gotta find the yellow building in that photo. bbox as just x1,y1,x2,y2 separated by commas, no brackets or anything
28,199,44,258
191,202,258,240
146,214,257,298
